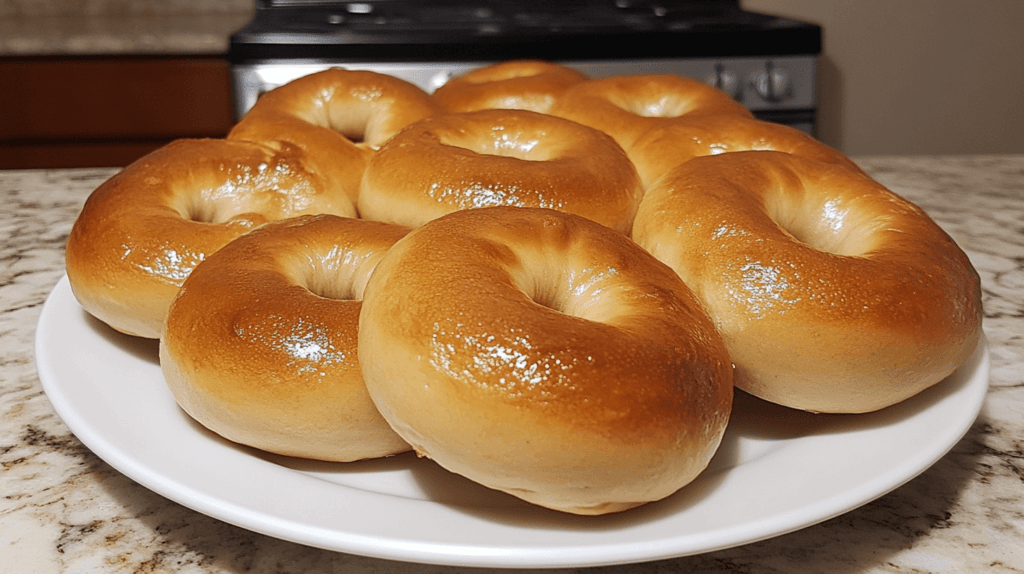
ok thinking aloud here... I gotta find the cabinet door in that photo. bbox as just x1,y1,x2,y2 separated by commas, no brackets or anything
0,57,234,168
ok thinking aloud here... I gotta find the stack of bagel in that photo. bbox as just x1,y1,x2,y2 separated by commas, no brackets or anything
64,60,982,516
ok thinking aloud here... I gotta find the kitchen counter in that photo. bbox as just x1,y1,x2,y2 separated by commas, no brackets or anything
1,155,1022,573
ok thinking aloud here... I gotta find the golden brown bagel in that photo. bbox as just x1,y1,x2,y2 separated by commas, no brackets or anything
548,74,754,151
632,151,983,413
359,207,733,515
161,214,411,462
229,68,441,203
358,109,644,234
627,115,864,188
432,60,588,113
65,138,356,339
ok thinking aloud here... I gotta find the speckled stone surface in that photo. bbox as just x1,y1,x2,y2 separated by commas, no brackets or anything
1,155,1023,572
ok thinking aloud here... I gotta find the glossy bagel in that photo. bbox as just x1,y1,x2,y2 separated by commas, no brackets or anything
358,207,733,515
632,151,983,413
65,138,357,339
358,109,644,233
432,60,588,113
229,68,441,203
627,115,864,188
160,214,412,462
548,74,754,151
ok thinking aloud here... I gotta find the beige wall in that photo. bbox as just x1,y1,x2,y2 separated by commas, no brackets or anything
742,0,1024,156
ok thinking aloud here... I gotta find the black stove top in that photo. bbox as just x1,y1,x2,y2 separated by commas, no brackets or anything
229,0,821,63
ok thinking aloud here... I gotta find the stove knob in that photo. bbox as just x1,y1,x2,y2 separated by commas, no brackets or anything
705,64,741,100
750,63,791,102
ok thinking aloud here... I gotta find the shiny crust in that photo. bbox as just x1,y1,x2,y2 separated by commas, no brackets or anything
65,139,357,339
627,115,865,188
549,74,754,151
358,109,644,234
358,207,733,514
229,68,441,204
432,60,588,113
63,63,986,514
632,151,983,413
160,214,411,462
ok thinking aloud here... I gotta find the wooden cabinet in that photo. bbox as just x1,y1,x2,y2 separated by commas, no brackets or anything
0,56,234,169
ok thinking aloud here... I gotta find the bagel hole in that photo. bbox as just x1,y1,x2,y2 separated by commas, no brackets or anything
508,259,575,316
619,95,690,118
288,251,361,301
513,261,612,322
328,100,372,145
174,176,258,225
308,280,355,301
442,129,550,162
183,201,215,223
180,195,263,227
529,283,569,315
766,191,878,257
466,69,536,83
335,127,366,145
304,267,357,301
177,191,227,224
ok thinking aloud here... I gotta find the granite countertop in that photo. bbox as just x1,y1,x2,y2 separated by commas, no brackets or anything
1,155,1023,572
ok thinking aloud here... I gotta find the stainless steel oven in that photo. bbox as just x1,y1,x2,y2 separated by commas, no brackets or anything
228,0,821,133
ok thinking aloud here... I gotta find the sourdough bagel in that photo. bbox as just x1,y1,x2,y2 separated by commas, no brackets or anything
358,206,733,515
161,214,411,462
548,74,754,151
627,115,863,188
65,138,356,339
358,109,644,233
229,68,441,203
432,60,588,113
632,151,983,413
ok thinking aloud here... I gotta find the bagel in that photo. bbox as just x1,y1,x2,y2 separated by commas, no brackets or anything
358,109,644,234
632,151,983,413
65,138,357,339
432,60,588,113
160,214,412,462
627,115,864,188
358,206,733,515
229,68,441,204
548,74,754,151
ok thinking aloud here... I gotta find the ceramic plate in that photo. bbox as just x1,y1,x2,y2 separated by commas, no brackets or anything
36,276,989,568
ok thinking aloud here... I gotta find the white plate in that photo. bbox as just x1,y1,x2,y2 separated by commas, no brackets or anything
36,275,989,569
